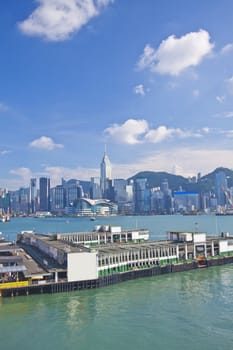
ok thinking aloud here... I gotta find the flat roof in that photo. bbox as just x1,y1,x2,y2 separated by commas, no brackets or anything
32,234,90,253
96,241,178,256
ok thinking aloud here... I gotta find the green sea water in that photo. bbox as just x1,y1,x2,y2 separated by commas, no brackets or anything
1,265,233,350
0,215,233,349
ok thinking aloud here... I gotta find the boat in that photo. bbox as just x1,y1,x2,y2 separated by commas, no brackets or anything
197,255,207,268
90,216,96,221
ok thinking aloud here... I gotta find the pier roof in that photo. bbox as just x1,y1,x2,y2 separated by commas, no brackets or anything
95,240,178,256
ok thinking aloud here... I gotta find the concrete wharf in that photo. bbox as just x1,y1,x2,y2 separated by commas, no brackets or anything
1,227,233,297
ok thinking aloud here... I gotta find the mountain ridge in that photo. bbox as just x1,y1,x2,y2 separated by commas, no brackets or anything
128,167,233,192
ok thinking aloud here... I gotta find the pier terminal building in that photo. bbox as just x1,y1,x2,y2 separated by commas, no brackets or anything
0,225,233,288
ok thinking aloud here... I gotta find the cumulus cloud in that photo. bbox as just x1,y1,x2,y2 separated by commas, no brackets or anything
18,0,113,41
29,136,64,150
104,119,149,144
137,29,214,76
145,126,201,143
134,84,145,96
221,43,233,54
104,119,203,144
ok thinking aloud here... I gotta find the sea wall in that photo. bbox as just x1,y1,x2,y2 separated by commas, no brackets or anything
1,256,233,298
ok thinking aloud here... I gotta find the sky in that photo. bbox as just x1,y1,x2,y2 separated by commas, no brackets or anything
1,0,233,190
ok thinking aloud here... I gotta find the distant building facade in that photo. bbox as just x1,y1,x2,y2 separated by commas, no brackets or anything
39,177,50,212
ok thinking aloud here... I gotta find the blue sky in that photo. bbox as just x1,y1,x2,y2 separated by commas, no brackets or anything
1,0,233,189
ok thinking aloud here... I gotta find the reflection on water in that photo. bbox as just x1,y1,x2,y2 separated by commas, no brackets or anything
0,266,233,349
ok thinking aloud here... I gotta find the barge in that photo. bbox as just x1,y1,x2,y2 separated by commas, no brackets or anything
1,226,233,297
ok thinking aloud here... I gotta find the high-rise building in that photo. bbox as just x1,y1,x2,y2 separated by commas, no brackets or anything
215,171,227,207
133,178,150,213
113,179,128,202
50,185,65,213
39,177,50,212
100,150,112,198
30,178,37,213
174,191,200,212
90,177,101,199
62,179,84,207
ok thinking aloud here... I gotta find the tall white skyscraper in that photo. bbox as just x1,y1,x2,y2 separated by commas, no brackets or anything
100,149,112,198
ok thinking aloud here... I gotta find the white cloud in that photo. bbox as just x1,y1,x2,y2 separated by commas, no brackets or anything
213,111,233,119
113,148,233,179
29,136,64,150
104,119,149,144
216,95,225,103
226,130,233,137
134,84,145,96
202,127,210,133
18,0,113,41
105,119,202,144
137,29,214,76
223,111,233,118
145,126,175,143
221,43,233,54
145,126,201,143
0,150,11,155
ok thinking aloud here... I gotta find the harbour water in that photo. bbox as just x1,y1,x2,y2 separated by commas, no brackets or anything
1,215,233,349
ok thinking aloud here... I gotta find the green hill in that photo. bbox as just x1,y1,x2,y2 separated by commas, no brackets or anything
128,167,233,193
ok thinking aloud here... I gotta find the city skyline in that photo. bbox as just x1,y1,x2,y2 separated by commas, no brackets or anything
1,1,233,190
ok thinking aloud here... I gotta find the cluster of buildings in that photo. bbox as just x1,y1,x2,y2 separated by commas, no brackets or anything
0,152,233,216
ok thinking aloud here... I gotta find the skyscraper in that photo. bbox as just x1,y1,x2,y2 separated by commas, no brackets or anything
100,149,112,198
62,179,83,207
50,185,65,213
133,178,150,213
90,177,101,199
30,178,37,213
215,171,227,207
39,177,50,212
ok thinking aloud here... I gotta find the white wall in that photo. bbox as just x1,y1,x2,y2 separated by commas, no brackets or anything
67,252,98,282
219,240,233,253
193,233,206,243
